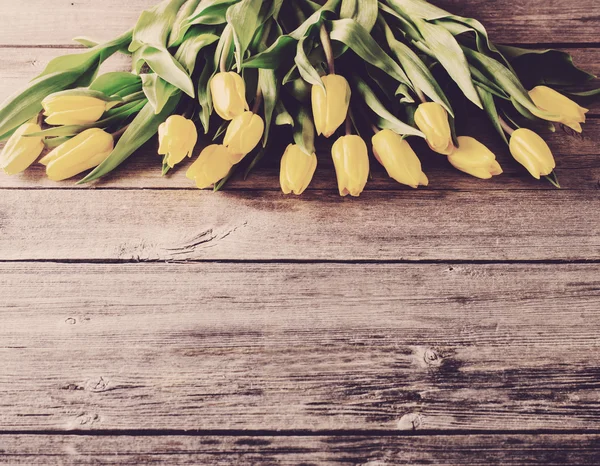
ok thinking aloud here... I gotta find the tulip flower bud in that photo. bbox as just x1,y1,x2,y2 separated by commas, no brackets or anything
158,115,198,168
39,128,114,181
372,129,428,188
186,144,234,189
529,86,589,133
414,102,455,155
509,128,555,179
224,111,264,164
210,72,249,121
42,95,108,126
0,122,45,175
280,144,318,195
447,136,503,179
311,75,351,138
331,135,369,197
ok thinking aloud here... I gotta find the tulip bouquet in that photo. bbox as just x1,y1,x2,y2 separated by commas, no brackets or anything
0,0,597,195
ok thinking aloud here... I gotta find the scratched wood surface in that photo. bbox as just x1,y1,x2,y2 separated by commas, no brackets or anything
0,1,599,465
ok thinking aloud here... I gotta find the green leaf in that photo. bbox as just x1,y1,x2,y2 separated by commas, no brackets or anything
243,0,339,69
227,0,263,71
380,17,452,115
292,105,316,154
80,92,182,183
174,29,220,74
498,45,597,88
90,72,142,96
412,18,482,109
328,19,412,88
274,101,294,126
169,0,202,47
259,68,279,146
129,0,187,51
463,48,557,120
353,76,424,138
133,46,195,97
197,52,216,134
141,74,177,114
170,0,238,47
0,32,131,138
476,86,508,145
340,0,378,33
295,36,323,87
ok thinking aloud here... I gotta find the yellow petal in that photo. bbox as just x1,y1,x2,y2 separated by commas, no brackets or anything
280,144,317,195
448,136,503,180
509,128,555,179
0,123,45,175
186,145,234,189
311,75,351,138
372,129,428,188
414,102,455,155
42,128,114,181
224,112,264,163
331,135,369,197
529,86,588,133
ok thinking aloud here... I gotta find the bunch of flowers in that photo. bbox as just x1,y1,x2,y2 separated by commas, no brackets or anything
0,0,596,195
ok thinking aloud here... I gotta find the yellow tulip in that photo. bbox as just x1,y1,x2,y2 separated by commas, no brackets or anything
372,129,428,188
39,128,113,181
312,74,351,138
42,95,108,126
414,102,455,155
509,128,555,179
186,144,234,189
447,136,503,179
0,122,45,175
280,144,317,195
529,86,588,133
158,115,198,168
210,72,249,121
331,135,369,197
224,111,264,164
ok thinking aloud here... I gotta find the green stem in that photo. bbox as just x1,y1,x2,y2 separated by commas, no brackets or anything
220,29,233,73
320,24,335,75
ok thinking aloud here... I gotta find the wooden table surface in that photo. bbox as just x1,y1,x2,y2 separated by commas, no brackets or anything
1,1,599,464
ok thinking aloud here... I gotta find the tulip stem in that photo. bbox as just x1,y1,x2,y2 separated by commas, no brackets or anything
371,124,380,135
37,111,44,127
252,87,263,114
499,117,515,136
320,24,335,75
220,29,234,73
345,115,353,136
111,125,129,141
416,89,427,104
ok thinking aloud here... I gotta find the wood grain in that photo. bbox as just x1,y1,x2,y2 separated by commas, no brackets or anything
1,0,599,46
0,189,598,261
1,262,599,432
1,434,599,465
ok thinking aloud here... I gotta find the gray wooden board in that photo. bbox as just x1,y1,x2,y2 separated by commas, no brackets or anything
0,434,600,465
0,262,599,431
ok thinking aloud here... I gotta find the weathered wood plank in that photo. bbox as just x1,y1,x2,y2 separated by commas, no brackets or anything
1,262,599,431
1,434,599,465
0,190,598,261
0,0,599,46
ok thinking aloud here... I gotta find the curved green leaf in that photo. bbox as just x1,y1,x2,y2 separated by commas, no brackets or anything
80,92,182,183
328,19,412,87
353,76,424,138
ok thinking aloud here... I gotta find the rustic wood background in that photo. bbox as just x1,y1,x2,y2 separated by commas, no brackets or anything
0,1,599,464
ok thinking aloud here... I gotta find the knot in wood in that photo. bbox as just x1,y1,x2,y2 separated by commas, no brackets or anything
424,348,442,367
